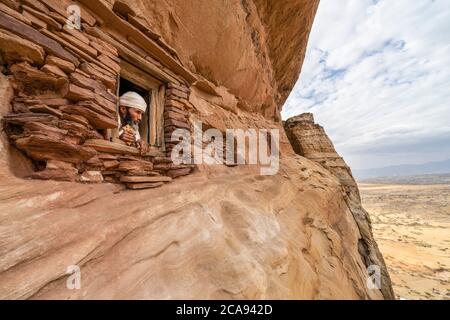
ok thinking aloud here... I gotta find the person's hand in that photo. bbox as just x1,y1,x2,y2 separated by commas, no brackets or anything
138,139,149,155
120,131,135,146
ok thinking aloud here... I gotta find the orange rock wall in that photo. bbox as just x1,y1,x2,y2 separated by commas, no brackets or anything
116,0,319,120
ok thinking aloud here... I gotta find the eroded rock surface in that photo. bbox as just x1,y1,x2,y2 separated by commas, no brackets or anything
285,113,395,299
1,156,391,299
117,0,319,119
0,0,395,300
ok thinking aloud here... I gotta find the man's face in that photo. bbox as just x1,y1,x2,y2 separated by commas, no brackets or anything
127,107,144,124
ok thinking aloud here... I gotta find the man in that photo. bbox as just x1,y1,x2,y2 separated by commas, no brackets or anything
118,91,149,155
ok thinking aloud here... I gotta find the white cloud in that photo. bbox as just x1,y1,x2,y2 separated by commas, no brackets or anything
282,0,450,169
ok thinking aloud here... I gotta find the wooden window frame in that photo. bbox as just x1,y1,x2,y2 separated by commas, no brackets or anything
109,60,166,154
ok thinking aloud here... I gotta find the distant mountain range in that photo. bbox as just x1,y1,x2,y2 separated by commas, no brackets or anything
358,173,450,185
353,159,450,180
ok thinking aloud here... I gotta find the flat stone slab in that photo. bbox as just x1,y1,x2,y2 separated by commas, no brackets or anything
84,139,166,157
84,139,140,155
120,176,172,183
125,182,164,190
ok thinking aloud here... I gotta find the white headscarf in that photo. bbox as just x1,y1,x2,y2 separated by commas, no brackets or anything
119,91,147,112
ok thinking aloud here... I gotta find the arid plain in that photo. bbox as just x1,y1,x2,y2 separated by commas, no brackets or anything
359,182,450,300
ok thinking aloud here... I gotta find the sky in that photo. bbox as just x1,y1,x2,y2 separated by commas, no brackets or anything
282,0,450,170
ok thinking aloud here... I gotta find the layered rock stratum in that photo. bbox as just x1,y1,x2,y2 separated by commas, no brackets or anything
0,0,394,299
284,113,395,299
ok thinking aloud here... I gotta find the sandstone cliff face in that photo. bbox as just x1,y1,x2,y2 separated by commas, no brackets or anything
115,0,319,120
0,0,394,299
0,154,389,299
284,113,395,299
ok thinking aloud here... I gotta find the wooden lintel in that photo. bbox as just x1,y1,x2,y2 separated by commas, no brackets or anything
84,25,180,84
120,60,162,91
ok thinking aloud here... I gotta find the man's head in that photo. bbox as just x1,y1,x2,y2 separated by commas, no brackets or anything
119,92,147,124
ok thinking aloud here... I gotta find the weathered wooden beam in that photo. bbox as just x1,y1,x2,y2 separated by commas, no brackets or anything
120,59,162,90
156,86,166,148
